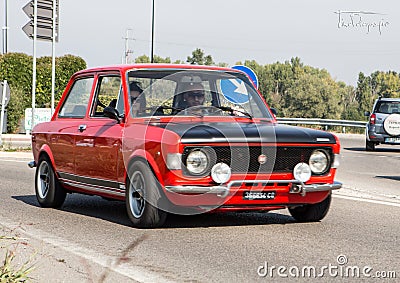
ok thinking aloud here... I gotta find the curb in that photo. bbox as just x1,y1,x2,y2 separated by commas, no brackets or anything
0,134,32,149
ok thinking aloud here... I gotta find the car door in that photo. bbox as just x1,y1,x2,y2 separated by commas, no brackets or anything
51,76,94,180
74,73,126,196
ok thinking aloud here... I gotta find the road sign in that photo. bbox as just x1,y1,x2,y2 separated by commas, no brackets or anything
0,81,10,107
232,65,259,89
23,0,58,20
22,0,59,42
1,80,10,137
220,79,250,105
25,108,52,131
22,21,59,42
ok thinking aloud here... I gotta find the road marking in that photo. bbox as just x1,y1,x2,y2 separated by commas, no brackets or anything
0,216,175,283
333,194,400,207
0,159,30,163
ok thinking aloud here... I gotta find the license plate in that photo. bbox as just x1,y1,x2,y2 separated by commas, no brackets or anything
243,191,276,200
385,137,400,144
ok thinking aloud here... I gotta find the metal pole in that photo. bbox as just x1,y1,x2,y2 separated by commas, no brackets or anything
0,80,7,144
124,29,129,64
51,0,57,115
1,28,4,55
31,0,38,132
5,0,8,53
1,0,8,54
151,0,155,63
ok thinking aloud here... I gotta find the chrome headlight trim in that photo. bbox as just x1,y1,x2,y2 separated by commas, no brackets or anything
186,149,210,175
309,149,330,174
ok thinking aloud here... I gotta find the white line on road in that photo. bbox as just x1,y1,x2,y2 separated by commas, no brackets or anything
0,159,30,163
333,194,400,207
0,216,175,283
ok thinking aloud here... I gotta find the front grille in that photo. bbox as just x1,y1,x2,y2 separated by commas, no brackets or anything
182,146,333,174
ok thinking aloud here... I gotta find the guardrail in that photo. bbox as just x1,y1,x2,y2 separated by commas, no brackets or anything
276,117,367,132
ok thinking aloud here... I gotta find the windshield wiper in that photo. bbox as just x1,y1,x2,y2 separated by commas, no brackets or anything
215,106,253,119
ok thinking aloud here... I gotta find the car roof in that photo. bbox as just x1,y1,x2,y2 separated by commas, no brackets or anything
74,64,242,76
376,98,400,102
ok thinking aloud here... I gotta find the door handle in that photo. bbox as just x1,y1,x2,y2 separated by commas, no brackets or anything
78,124,87,132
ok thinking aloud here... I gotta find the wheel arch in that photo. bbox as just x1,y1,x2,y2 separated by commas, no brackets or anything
125,149,164,187
37,144,57,171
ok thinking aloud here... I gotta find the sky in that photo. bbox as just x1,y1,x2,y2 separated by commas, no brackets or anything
1,0,399,86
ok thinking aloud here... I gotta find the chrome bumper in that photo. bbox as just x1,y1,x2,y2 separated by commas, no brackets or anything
28,160,36,168
165,180,342,198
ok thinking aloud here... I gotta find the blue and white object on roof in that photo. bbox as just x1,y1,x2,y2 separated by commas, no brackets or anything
220,78,249,104
232,65,258,89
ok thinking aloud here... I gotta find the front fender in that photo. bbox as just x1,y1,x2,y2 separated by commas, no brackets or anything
37,144,57,172
126,149,164,186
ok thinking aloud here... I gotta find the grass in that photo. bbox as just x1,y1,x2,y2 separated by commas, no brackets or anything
0,147,31,152
1,232,36,283
0,249,35,282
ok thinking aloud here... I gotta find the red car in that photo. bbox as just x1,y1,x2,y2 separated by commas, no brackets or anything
29,64,342,228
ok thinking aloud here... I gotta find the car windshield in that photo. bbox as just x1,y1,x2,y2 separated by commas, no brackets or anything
126,69,272,119
376,101,400,114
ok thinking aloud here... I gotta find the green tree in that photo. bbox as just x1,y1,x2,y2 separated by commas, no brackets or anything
373,71,400,98
355,72,373,119
134,55,151,63
282,72,341,119
186,48,214,65
135,54,182,64
55,55,86,102
0,53,32,93
0,53,86,133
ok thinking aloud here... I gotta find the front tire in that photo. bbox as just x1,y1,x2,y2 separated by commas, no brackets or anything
126,161,167,228
35,155,66,208
289,194,331,222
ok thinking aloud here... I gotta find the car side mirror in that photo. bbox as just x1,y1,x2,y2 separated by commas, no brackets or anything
104,106,121,123
364,111,371,117
270,107,277,117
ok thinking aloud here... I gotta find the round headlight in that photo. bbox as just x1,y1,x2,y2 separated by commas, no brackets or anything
211,163,231,184
293,163,312,183
186,149,209,175
309,150,329,174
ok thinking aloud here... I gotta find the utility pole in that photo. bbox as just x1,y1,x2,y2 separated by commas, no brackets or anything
123,28,134,64
2,0,9,54
31,0,38,132
151,0,155,63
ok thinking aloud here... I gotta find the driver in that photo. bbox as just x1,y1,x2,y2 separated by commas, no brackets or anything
182,83,205,108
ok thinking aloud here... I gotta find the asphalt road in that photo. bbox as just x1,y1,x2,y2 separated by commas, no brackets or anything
0,134,399,282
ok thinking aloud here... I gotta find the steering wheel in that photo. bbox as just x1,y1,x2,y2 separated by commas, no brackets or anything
184,106,224,116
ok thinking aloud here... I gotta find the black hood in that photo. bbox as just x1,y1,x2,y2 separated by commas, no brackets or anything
156,122,336,144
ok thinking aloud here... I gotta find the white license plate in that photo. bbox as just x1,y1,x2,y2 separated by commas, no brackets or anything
385,137,400,144
243,191,276,200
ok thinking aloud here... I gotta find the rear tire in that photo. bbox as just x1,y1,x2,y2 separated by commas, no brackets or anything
126,161,167,228
366,140,376,151
35,155,66,208
289,194,331,222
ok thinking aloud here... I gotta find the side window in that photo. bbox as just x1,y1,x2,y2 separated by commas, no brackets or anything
91,76,123,117
58,77,94,118
128,78,176,117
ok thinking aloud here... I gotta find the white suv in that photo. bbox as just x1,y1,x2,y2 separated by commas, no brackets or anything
365,98,400,151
